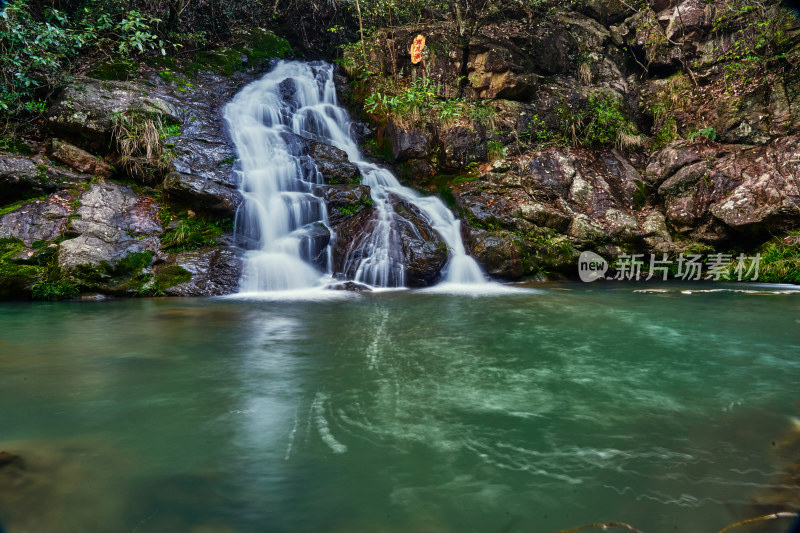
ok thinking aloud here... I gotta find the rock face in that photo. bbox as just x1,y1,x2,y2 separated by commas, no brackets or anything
0,194,76,246
153,71,244,215
159,246,243,296
650,137,800,240
332,195,448,287
58,183,162,271
0,155,86,198
48,78,177,149
340,0,800,280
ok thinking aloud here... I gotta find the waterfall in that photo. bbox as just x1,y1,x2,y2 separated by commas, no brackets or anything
223,61,486,291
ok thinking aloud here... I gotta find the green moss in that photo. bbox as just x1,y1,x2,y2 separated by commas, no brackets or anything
149,265,192,295
652,116,678,150
87,58,140,81
0,237,77,300
146,56,179,69
66,250,156,296
0,131,34,155
0,193,49,216
185,30,291,76
157,70,194,92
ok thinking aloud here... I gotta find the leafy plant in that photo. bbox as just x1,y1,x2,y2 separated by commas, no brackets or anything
487,140,505,161
687,126,718,142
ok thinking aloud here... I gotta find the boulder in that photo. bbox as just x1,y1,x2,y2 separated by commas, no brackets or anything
462,228,526,279
0,155,88,200
50,141,112,177
163,172,243,215
57,183,162,271
48,78,176,149
651,136,800,239
159,246,243,296
0,194,76,246
385,120,430,161
307,141,360,184
332,195,448,287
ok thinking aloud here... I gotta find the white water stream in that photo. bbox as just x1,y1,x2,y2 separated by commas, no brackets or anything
223,61,485,291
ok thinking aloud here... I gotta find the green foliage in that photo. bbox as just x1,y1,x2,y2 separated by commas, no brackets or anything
161,216,234,252
487,140,505,161
687,126,718,142
335,194,373,217
559,92,643,148
652,115,678,150
469,101,496,126
632,179,648,210
750,233,800,284
0,0,86,114
112,109,180,179
31,279,79,300
708,0,800,82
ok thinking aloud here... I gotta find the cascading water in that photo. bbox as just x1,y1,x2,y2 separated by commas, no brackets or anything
224,61,485,291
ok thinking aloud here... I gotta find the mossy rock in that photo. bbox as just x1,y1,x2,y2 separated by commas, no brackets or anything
87,58,141,81
185,29,291,76
66,250,156,296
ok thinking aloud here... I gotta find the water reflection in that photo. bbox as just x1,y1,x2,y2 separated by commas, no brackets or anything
0,287,798,532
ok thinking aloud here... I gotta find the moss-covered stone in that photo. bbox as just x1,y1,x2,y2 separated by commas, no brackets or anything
87,58,141,81
151,265,192,294
184,29,291,76
66,250,156,296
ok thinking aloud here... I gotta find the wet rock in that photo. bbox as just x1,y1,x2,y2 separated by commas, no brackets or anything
0,155,88,201
48,78,176,149
462,228,526,279
332,195,448,287
314,184,372,225
50,140,112,177
58,183,162,271
0,155,45,197
300,222,332,270
149,71,244,215
163,172,243,215
0,194,76,246
307,141,360,184
159,246,243,296
327,281,373,292
385,119,430,161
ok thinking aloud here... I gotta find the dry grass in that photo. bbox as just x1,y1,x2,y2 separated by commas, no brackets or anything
578,61,592,85
617,130,647,150
112,109,175,180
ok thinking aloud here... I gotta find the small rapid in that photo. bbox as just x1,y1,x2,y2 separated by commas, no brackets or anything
223,61,485,292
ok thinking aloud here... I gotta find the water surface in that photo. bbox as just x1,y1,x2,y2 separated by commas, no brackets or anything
1,283,799,532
